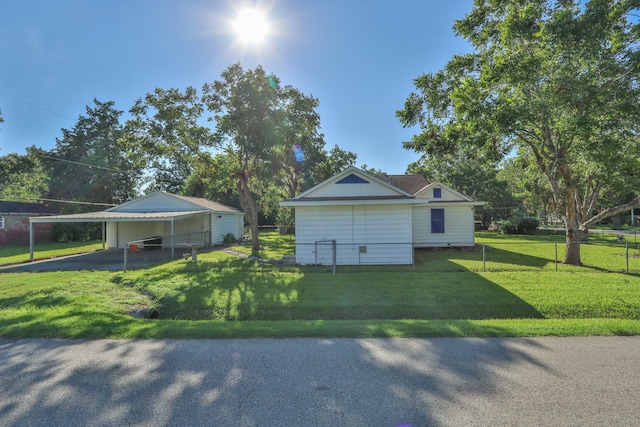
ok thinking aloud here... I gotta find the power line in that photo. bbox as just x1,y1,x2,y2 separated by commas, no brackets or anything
0,91,76,121
38,154,127,173
7,196,117,207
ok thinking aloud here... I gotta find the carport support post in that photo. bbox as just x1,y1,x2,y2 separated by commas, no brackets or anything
170,218,175,259
29,220,34,262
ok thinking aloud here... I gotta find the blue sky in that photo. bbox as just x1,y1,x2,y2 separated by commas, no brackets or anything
0,0,473,174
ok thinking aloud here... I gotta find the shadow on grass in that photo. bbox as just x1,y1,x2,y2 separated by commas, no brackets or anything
114,251,544,323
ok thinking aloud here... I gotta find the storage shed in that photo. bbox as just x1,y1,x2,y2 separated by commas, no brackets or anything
279,167,483,266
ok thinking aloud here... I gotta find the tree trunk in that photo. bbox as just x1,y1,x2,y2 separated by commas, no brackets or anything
564,195,583,266
236,172,261,257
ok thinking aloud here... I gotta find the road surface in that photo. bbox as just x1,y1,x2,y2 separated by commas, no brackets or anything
1,336,639,426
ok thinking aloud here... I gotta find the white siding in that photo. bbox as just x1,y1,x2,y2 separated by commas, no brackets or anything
107,223,116,249
295,204,413,265
211,214,244,244
412,205,475,247
116,222,157,248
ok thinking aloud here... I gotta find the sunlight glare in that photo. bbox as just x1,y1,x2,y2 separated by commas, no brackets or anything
233,9,269,44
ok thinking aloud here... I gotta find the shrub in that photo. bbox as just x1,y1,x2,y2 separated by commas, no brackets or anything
499,216,539,235
222,233,237,245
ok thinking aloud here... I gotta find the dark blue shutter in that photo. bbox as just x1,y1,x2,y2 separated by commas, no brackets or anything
431,209,445,233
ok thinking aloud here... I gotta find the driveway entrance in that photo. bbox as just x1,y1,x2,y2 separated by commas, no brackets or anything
0,249,170,272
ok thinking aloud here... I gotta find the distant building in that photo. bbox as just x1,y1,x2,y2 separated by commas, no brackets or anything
0,201,57,246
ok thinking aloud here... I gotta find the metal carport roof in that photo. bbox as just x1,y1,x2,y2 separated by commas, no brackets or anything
29,210,209,223
28,210,210,262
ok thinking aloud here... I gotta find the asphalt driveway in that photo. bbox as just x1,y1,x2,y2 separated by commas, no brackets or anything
1,336,639,426
0,249,172,272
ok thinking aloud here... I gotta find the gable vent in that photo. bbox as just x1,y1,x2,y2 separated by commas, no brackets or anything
336,174,369,184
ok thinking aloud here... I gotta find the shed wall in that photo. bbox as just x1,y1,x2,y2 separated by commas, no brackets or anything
294,204,413,265
211,214,244,244
411,205,475,247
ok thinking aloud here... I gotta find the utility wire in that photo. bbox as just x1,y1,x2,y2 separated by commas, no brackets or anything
0,91,76,121
9,196,117,207
38,154,126,173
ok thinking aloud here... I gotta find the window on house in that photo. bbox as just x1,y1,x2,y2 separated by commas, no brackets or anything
431,209,445,233
0,216,4,229
433,188,442,198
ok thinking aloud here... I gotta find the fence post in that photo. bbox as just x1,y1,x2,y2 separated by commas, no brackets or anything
626,242,629,273
482,243,486,272
555,242,558,272
123,245,128,272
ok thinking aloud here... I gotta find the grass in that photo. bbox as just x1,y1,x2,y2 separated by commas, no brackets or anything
1,231,640,339
0,240,103,266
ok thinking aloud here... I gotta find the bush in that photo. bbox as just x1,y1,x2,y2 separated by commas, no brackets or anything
499,216,539,235
222,233,237,245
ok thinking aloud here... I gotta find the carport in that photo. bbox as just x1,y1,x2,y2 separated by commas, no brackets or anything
28,210,208,262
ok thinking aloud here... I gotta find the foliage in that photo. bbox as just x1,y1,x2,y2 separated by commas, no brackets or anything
0,146,50,201
407,147,517,225
45,99,140,240
498,216,540,235
397,0,640,266
222,233,238,245
125,87,213,193
202,63,326,255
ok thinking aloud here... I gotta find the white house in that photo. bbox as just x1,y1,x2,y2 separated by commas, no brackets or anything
279,166,483,266
29,192,244,260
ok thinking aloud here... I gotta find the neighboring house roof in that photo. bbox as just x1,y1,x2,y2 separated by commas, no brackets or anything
377,174,429,196
0,201,57,215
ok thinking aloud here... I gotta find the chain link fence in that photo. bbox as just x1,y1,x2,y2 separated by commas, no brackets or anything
248,238,640,274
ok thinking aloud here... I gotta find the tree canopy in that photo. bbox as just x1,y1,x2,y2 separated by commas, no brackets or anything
202,63,327,255
398,0,640,265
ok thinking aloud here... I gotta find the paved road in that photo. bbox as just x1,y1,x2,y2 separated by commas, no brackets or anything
1,336,639,426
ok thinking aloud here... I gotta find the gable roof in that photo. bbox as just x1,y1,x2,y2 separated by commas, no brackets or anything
281,166,485,207
291,166,415,200
106,191,243,214
415,182,477,202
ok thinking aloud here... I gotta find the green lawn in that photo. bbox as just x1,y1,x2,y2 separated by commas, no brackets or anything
0,240,103,266
1,231,640,339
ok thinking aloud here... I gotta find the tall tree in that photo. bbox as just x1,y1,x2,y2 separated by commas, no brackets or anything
125,87,213,193
48,99,139,211
202,63,324,256
397,0,640,265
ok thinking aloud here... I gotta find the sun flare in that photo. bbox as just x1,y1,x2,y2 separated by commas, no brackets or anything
233,9,269,44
